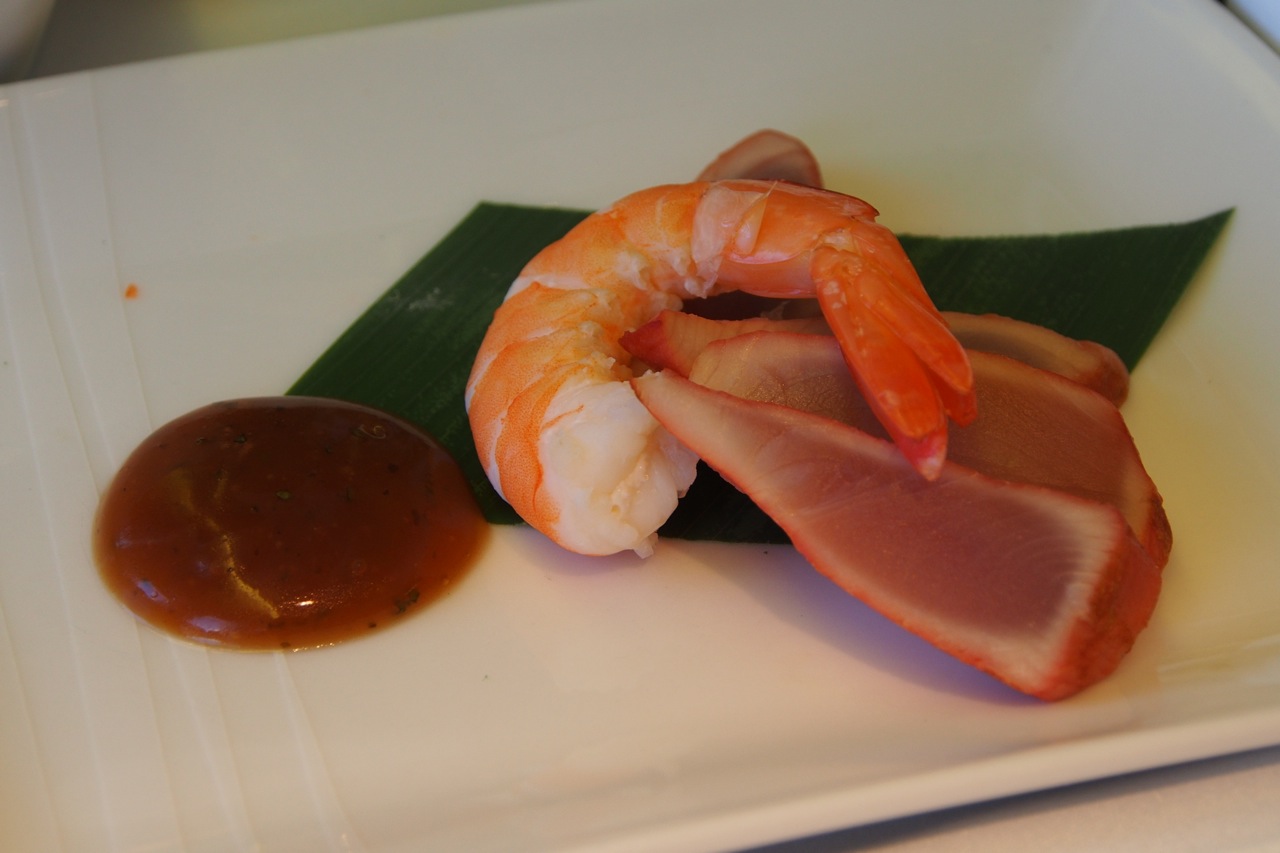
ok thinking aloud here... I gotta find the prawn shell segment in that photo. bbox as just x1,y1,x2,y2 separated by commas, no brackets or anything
518,185,710,301
466,278,694,557
467,179,975,554
698,179,977,479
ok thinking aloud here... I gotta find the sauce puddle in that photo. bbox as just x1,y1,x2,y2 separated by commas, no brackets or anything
94,396,487,650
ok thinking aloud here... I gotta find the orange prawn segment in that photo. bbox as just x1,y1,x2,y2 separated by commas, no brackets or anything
466,178,976,554
467,276,691,555
812,243,976,479
818,283,948,479
703,180,976,478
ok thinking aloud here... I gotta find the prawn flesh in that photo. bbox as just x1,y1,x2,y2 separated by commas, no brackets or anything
465,179,975,556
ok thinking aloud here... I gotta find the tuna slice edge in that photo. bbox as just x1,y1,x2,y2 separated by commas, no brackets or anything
682,330,1171,567
632,370,1163,701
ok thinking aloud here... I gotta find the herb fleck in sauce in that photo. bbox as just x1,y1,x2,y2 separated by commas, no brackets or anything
93,397,487,650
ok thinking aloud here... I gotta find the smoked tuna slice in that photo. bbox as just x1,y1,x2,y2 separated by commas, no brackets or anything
620,311,828,375
696,128,824,187
625,309,1129,405
687,331,1171,567
944,312,1130,406
632,371,1162,701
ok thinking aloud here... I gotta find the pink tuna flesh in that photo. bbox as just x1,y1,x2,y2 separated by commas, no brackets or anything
685,331,1170,566
943,312,1130,406
625,309,1129,405
632,371,1162,701
620,311,829,375
696,128,824,187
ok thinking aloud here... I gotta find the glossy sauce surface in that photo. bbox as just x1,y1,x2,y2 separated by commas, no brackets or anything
94,397,487,650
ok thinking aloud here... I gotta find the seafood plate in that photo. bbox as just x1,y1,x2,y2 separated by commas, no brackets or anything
3,1,1279,851
465,131,1172,699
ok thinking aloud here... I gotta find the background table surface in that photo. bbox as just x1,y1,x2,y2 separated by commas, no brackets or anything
17,2,1280,851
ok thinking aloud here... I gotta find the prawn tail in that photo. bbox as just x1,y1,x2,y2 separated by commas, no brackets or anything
812,243,976,480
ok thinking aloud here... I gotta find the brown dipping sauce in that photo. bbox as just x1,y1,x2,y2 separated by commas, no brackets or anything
93,396,487,650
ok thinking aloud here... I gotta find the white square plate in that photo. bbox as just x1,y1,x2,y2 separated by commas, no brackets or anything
3,1,1279,850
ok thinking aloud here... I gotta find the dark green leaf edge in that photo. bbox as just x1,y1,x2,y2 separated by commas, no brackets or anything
901,208,1233,369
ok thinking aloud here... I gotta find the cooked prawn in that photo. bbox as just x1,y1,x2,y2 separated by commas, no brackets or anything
465,179,976,556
